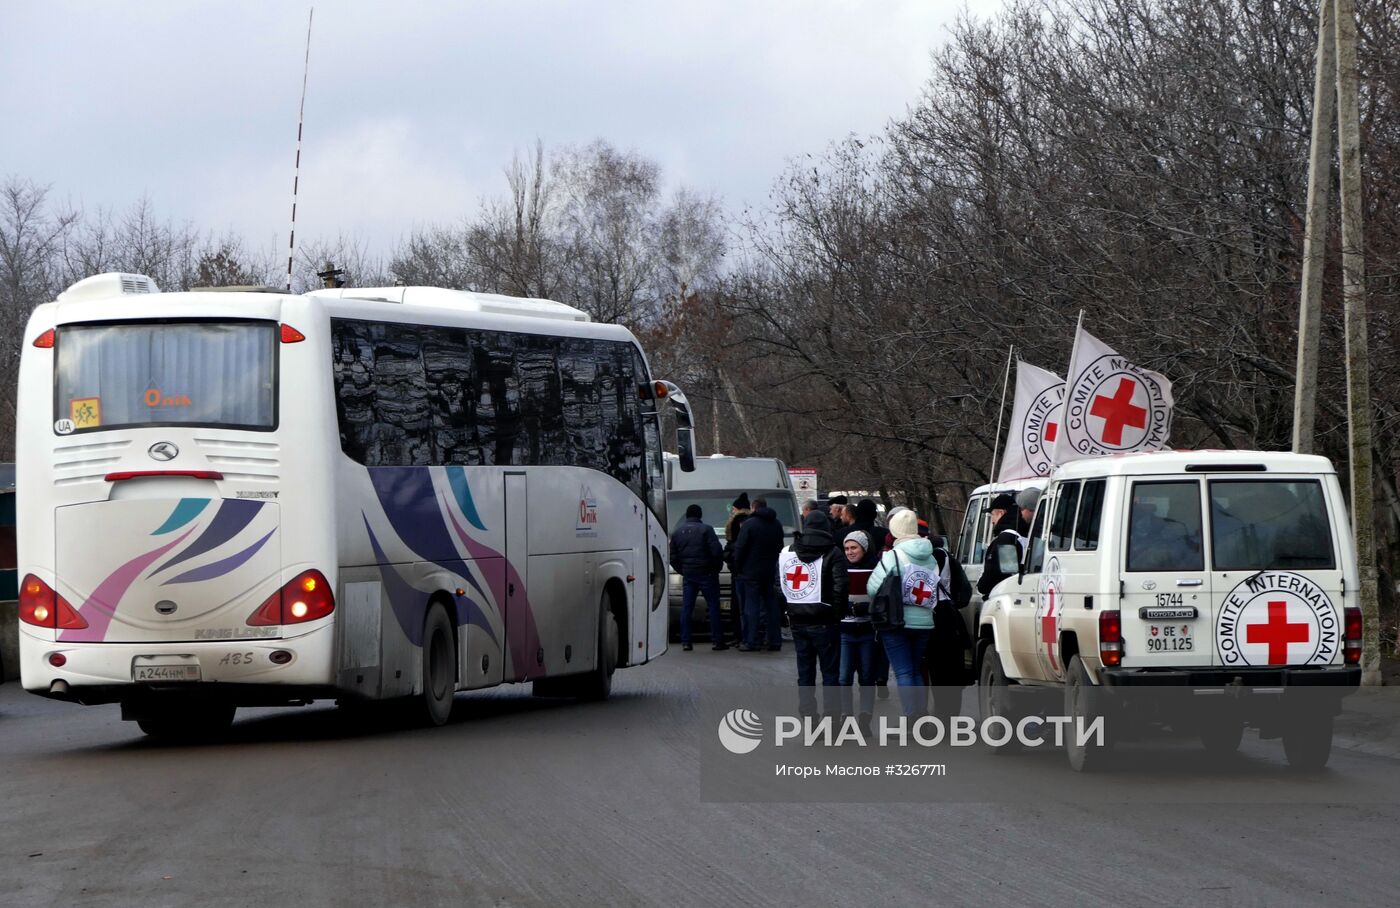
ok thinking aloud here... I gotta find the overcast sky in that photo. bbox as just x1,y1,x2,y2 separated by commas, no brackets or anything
2,0,1003,254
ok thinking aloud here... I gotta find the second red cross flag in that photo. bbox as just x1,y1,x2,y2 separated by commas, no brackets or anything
998,360,1066,483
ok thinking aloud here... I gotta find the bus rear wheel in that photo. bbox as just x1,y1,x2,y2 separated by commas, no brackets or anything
576,596,620,702
420,603,457,727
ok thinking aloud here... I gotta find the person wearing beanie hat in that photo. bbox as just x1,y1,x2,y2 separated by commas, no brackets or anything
828,494,849,524
776,508,849,717
865,508,954,717
1015,487,1041,528
839,497,891,700
838,529,881,732
887,508,920,540
732,492,750,511
977,487,1036,598
669,502,726,651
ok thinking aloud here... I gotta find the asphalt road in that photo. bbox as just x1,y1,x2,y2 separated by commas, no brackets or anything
4,648,1400,907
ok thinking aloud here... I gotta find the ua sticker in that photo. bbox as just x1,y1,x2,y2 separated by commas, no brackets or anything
1216,571,1339,667
54,418,76,435
70,397,101,429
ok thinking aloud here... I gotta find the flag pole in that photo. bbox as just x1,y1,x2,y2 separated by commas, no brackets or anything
988,345,1015,484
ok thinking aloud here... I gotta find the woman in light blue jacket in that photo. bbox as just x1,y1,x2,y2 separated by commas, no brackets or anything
866,508,942,717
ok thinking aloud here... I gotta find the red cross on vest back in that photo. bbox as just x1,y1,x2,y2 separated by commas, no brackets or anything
910,582,933,605
1090,377,1148,445
785,564,810,590
1246,600,1310,664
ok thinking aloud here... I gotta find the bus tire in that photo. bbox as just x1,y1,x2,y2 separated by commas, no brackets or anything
577,595,619,702
420,603,456,727
978,642,1020,755
136,700,236,741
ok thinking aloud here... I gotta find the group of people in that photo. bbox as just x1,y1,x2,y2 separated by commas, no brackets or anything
670,494,980,733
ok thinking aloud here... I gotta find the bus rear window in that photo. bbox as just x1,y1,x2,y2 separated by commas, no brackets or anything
1209,480,1334,571
55,322,276,433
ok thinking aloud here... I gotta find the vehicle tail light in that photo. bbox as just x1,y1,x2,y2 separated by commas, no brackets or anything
1344,606,1362,665
247,570,334,626
280,323,306,343
1099,609,1123,668
18,574,87,630
33,328,55,348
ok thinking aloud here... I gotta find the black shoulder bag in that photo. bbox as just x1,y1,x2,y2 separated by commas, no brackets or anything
869,551,905,631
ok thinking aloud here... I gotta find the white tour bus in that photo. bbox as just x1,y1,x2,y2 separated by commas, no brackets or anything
16,273,697,736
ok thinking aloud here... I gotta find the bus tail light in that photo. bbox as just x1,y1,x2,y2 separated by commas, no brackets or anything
247,570,334,626
280,323,306,343
1099,609,1123,667
1344,606,1362,665
18,574,88,630
33,329,55,348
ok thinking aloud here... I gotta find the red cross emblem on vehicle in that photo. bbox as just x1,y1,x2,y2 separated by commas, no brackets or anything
785,565,810,590
1041,587,1060,671
1090,377,1148,445
910,582,933,605
1246,601,1310,664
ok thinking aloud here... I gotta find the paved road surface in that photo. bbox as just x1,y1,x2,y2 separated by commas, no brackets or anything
4,649,1399,907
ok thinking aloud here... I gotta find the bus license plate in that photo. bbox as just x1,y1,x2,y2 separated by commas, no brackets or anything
132,660,201,682
1145,624,1194,653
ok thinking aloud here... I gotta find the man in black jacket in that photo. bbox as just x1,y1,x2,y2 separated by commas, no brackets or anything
732,497,786,651
778,510,849,717
669,504,726,651
978,492,1028,598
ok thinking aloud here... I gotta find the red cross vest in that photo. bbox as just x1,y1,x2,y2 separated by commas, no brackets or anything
898,552,951,609
777,548,823,605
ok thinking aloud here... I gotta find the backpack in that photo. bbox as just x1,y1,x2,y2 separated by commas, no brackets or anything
869,551,905,630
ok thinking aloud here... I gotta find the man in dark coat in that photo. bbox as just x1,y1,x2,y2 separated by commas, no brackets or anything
722,492,752,645
669,504,726,651
778,509,849,717
978,492,1028,598
732,496,786,651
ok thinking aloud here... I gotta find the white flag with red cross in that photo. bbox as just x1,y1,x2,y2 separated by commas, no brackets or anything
998,360,1066,482
1052,325,1174,464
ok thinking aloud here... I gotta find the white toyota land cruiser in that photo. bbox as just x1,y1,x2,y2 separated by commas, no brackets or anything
975,450,1362,771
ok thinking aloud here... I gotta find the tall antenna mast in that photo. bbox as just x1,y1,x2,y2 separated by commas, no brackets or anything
286,8,314,292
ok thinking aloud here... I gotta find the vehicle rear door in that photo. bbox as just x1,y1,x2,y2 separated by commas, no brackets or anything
1206,475,1345,669
1118,478,1213,668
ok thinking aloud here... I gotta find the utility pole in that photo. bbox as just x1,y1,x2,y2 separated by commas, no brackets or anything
1291,0,1334,455
1333,0,1381,685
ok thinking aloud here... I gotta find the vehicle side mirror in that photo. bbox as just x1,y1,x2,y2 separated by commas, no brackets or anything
658,380,697,472
677,426,696,473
